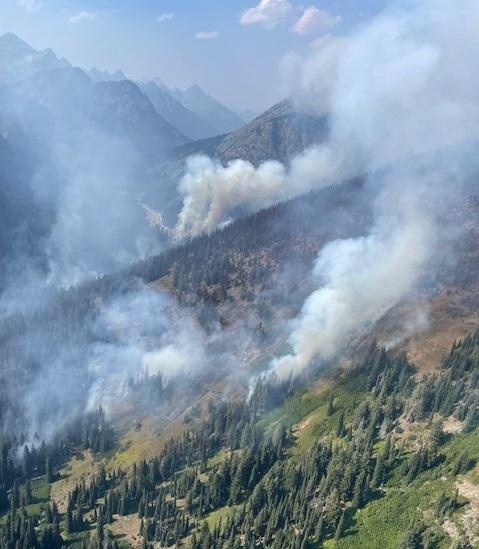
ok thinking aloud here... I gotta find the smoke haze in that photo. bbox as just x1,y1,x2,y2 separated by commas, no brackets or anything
269,0,479,376
173,0,479,376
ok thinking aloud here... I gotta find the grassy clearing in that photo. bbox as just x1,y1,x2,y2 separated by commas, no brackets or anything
25,476,50,517
109,416,188,471
51,450,104,513
293,379,369,453
107,513,143,548
207,504,241,531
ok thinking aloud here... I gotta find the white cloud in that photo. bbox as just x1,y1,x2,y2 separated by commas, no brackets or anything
68,11,96,24
18,0,42,13
195,31,219,40
240,0,294,29
157,13,174,22
293,6,341,35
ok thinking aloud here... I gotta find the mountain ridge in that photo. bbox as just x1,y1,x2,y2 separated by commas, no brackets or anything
139,80,219,141
0,32,71,84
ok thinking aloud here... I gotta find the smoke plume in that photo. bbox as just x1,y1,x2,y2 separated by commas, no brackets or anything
269,0,479,376
175,0,479,239
175,0,479,376
16,284,211,443
175,146,348,237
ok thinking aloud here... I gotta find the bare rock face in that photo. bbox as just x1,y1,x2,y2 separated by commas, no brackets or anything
164,98,327,168
216,99,327,166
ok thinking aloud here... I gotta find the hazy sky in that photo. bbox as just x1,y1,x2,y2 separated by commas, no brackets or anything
0,0,386,111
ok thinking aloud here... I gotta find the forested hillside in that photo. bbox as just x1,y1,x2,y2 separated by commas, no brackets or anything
0,171,475,546
2,329,479,547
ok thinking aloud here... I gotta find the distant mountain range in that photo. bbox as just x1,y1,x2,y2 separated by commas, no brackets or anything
138,81,219,141
0,32,328,188
12,66,189,157
138,81,246,140
0,31,329,282
0,32,246,143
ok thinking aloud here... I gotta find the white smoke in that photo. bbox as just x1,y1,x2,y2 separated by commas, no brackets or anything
17,284,210,442
271,176,436,377
175,0,479,376
175,145,349,237
175,0,479,240
268,0,479,377
85,286,208,412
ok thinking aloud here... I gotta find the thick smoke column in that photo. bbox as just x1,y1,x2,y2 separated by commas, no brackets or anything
270,0,479,376
175,0,479,239
175,0,479,376
174,37,353,238
271,178,436,377
175,146,347,237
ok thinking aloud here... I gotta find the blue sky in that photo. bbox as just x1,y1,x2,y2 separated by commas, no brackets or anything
0,0,387,111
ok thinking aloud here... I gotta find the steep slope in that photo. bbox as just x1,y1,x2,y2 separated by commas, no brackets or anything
216,98,327,165
139,81,218,140
0,132,52,279
91,80,189,153
165,98,326,165
0,34,190,160
13,67,190,157
13,66,93,127
0,166,476,547
145,98,328,221
173,84,245,135
0,89,57,284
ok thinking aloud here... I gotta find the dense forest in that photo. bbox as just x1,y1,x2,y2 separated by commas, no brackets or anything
0,330,478,547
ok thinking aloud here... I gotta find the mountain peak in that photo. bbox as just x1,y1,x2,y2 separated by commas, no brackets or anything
150,77,168,92
89,67,127,83
185,83,206,97
174,84,245,134
0,32,35,56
